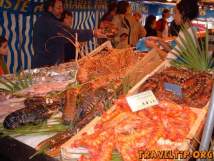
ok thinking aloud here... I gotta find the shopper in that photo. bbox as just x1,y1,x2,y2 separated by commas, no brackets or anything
116,32,130,49
156,8,170,38
169,20,181,36
145,15,157,37
32,0,65,68
126,11,146,46
146,0,199,56
61,10,105,62
98,2,117,45
99,2,117,28
0,36,9,75
112,1,131,48
60,10,91,62
133,12,142,22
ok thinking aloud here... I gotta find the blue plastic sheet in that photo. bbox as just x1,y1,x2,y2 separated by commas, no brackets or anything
136,38,150,52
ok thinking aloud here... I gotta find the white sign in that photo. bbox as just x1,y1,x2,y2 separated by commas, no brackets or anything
126,90,159,112
70,147,89,159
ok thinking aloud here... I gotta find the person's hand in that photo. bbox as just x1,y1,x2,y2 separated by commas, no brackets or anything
93,29,107,38
146,36,161,42
75,42,81,50
144,39,159,49
100,21,113,28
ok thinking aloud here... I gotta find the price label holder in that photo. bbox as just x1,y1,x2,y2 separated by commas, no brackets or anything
126,90,159,112
164,82,182,98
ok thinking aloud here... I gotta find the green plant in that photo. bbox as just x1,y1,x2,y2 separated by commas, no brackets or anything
0,71,32,93
113,76,133,99
29,143,51,159
121,76,133,94
170,25,214,71
0,120,70,137
111,151,123,161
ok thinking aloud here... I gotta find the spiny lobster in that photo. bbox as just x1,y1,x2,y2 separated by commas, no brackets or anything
139,67,213,108
36,85,114,157
3,96,64,129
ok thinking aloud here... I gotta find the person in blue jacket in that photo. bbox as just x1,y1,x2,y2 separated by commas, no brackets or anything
32,0,65,68
60,10,105,62
60,10,94,62
32,0,105,67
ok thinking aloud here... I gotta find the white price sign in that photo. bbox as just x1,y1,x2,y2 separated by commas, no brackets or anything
126,90,159,112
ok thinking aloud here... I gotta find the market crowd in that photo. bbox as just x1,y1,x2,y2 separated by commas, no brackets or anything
0,0,200,74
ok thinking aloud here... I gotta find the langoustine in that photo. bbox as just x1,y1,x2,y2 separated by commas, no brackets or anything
77,48,144,84
69,100,197,161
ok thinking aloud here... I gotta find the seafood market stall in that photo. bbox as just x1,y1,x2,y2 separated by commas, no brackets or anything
0,42,164,160
0,27,214,161
1,26,214,161
1,0,214,161
0,61,78,148
59,28,214,161
61,60,211,161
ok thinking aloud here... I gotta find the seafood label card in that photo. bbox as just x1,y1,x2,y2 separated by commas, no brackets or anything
126,90,159,112
164,82,182,98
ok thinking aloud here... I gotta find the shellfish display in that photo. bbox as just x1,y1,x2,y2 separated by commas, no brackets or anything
37,84,114,156
36,48,146,156
77,48,144,84
139,67,213,108
3,96,64,129
69,100,197,161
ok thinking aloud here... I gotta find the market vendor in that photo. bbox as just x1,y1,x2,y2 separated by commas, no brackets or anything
0,36,9,75
32,0,65,69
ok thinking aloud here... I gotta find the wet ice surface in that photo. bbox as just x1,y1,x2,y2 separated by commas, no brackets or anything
15,69,77,97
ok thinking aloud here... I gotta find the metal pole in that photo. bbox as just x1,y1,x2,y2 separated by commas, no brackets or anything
197,84,214,161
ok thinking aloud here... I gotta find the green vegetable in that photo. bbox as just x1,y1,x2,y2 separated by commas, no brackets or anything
0,121,70,137
0,71,32,94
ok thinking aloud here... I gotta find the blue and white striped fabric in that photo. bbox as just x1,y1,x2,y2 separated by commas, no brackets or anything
0,5,105,73
0,0,42,73
70,9,105,54
0,11,26,73
71,10,105,53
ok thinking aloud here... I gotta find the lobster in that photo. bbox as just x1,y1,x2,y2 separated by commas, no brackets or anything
36,86,114,157
139,67,213,108
3,96,64,129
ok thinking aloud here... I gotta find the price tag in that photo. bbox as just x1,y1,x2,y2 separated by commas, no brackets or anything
126,90,159,112
70,147,89,159
164,82,182,97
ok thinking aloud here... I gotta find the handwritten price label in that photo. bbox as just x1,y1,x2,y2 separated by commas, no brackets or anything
126,90,159,112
